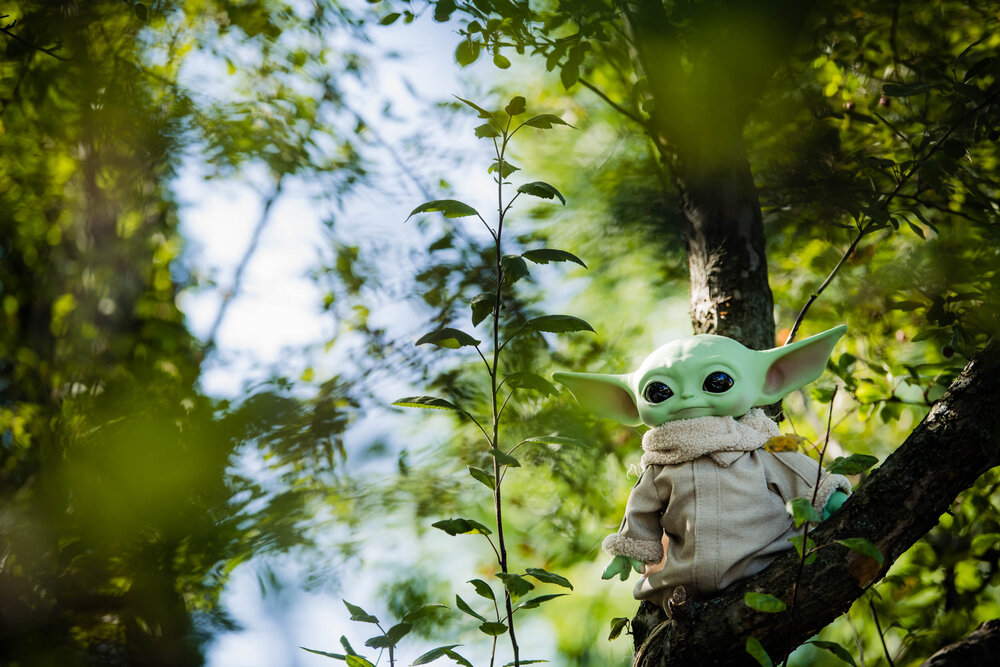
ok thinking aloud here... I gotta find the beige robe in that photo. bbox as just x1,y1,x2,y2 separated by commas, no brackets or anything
602,409,851,609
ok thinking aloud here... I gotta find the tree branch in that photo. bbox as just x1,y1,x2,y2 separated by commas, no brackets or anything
921,620,1000,667
632,343,1000,666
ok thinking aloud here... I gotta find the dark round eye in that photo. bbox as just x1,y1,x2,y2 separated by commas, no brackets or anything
643,381,674,404
703,371,734,393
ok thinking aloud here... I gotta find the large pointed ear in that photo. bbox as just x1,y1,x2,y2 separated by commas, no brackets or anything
757,325,848,404
552,371,641,426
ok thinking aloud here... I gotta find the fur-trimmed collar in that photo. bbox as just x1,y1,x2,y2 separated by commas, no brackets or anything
640,408,781,468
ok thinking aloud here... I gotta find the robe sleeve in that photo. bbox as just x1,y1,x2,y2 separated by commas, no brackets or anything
601,465,666,563
766,451,852,513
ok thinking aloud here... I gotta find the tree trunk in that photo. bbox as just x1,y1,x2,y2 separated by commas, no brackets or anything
921,620,1000,667
630,344,1000,665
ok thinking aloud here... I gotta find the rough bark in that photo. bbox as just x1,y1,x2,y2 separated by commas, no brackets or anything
629,345,1000,666
921,620,1000,667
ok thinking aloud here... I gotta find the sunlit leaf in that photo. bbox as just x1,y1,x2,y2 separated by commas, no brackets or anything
343,600,379,624
392,396,466,414
455,40,480,67
455,595,486,622
827,454,879,475
478,621,508,636
489,448,520,467
515,593,567,610
493,53,511,69
786,497,820,528
504,96,526,116
496,572,534,600
521,315,595,335
432,518,492,536
416,328,481,348
467,465,495,489
516,181,566,205
500,255,529,285
443,649,474,667
882,82,933,97
609,617,629,641
746,637,773,667
523,114,573,129
412,645,462,665
744,592,787,613
468,578,496,601
406,199,479,220
470,293,494,327
525,567,573,589
521,248,586,267
836,538,884,565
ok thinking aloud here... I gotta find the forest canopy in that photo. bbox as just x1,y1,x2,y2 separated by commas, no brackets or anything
1,1,998,666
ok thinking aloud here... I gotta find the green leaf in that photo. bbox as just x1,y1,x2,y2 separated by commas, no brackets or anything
882,82,933,97
827,454,879,475
416,328,481,349
454,96,492,119
468,578,496,601
488,160,520,178
516,181,566,205
432,518,492,536
392,396,466,414
407,199,480,220
786,497,820,528
964,56,998,82
402,603,448,623
521,248,586,267
746,637,773,667
467,465,495,489
608,617,629,641
907,221,926,239
504,96,526,116
412,645,462,665
365,635,391,649
807,641,857,666
474,122,501,139
343,600,379,624
496,573,534,600
489,448,520,467
340,636,360,656
788,534,817,563
525,567,573,590
470,293,494,327
504,372,559,397
523,114,573,130
444,649,474,667
300,646,347,660
500,255,530,285
515,593,567,610
379,12,401,25
522,315,596,335
432,0,456,22
502,662,547,666
836,538,884,565
560,63,579,88
478,621,508,636
455,595,487,622
346,657,375,667
385,622,413,645
972,533,1000,556
744,592,787,613
493,53,511,69
455,40,480,67
134,3,148,20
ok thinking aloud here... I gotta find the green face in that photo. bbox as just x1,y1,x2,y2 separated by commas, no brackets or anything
553,325,846,427
631,336,763,425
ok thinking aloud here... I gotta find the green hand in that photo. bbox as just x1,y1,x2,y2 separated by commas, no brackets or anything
602,555,646,581
822,490,848,519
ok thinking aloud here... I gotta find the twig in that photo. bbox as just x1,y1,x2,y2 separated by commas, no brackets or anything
0,15,70,60
578,77,647,128
869,599,897,667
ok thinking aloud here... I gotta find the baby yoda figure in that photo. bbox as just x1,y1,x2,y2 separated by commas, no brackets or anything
553,325,851,612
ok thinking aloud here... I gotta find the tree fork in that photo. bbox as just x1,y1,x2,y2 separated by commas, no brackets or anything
630,344,1000,666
